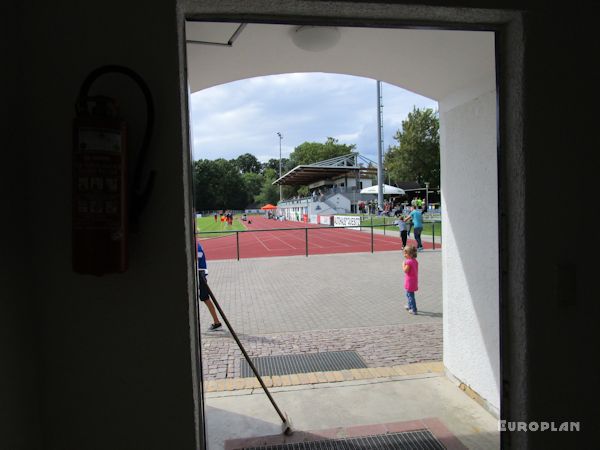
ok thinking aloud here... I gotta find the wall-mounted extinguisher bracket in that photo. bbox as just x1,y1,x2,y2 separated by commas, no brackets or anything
73,65,155,275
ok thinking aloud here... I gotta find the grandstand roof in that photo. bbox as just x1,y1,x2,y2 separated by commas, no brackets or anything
273,153,378,186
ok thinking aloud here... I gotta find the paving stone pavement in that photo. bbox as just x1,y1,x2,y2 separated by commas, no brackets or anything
199,250,442,380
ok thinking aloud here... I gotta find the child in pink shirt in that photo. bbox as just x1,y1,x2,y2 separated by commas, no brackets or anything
403,245,419,314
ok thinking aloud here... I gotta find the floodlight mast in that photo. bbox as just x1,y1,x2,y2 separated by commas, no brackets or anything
376,80,384,209
277,132,283,201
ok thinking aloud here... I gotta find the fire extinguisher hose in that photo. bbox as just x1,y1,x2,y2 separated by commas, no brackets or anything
76,65,155,231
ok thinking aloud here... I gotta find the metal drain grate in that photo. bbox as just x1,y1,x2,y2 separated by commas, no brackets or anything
239,430,445,449
240,351,367,377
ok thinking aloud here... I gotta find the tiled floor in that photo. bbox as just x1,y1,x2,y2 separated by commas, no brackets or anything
200,251,498,450
204,372,499,450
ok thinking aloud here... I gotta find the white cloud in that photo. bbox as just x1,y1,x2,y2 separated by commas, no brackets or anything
190,74,437,162
334,131,361,142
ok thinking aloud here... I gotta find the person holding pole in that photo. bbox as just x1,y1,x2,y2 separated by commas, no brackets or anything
197,240,222,330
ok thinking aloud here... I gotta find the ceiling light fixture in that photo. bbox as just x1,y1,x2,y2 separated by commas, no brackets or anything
291,26,341,52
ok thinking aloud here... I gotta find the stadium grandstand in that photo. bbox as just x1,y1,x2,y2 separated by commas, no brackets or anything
273,153,391,223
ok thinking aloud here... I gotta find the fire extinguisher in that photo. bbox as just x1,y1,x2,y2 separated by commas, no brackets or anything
73,65,155,275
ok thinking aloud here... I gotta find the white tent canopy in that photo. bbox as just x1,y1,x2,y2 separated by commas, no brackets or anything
360,184,405,195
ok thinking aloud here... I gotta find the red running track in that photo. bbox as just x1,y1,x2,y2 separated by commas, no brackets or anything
199,216,439,260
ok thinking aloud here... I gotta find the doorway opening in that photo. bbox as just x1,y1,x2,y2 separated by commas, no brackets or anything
185,20,500,450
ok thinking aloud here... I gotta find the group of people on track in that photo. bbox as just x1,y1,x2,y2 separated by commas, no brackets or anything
213,210,234,226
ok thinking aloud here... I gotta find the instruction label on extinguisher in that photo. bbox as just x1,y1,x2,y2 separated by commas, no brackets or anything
73,121,127,274
79,128,122,153
74,127,123,230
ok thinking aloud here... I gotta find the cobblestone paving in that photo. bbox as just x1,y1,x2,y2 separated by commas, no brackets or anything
199,251,443,380
201,322,442,380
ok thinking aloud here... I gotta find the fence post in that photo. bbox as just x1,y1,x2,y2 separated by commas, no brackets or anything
236,231,240,261
371,222,374,253
305,227,308,257
432,222,435,250
383,216,386,235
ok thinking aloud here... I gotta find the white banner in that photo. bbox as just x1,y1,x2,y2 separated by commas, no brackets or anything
309,215,318,224
334,215,361,228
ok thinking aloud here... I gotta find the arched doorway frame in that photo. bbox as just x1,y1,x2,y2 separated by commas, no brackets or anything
176,3,525,449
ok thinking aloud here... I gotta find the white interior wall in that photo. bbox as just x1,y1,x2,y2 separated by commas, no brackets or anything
440,84,500,413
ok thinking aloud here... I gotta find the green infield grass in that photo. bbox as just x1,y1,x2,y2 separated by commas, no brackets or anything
195,214,246,238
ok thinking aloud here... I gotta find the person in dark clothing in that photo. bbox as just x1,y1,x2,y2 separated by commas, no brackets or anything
394,212,408,248
197,241,222,330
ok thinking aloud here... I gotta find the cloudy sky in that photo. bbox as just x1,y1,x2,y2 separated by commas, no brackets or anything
190,73,437,164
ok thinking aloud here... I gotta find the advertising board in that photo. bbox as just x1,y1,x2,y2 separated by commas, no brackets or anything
334,215,361,229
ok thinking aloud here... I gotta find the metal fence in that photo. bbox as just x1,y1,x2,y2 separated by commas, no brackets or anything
196,221,441,261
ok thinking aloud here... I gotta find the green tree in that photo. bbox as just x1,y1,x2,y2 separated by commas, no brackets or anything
262,158,289,174
385,107,440,187
296,186,310,196
193,159,219,211
241,172,264,204
289,137,356,167
233,153,262,174
213,159,248,209
255,167,279,205
192,159,248,211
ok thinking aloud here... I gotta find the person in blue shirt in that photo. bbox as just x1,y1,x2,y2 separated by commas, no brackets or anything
197,241,222,330
409,205,424,251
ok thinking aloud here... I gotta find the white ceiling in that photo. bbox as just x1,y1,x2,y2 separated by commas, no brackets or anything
186,22,495,101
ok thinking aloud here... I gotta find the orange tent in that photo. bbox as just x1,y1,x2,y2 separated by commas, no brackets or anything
260,203,277,210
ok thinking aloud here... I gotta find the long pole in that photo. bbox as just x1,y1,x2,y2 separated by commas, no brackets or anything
376,80,384,210
198,273,290,429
